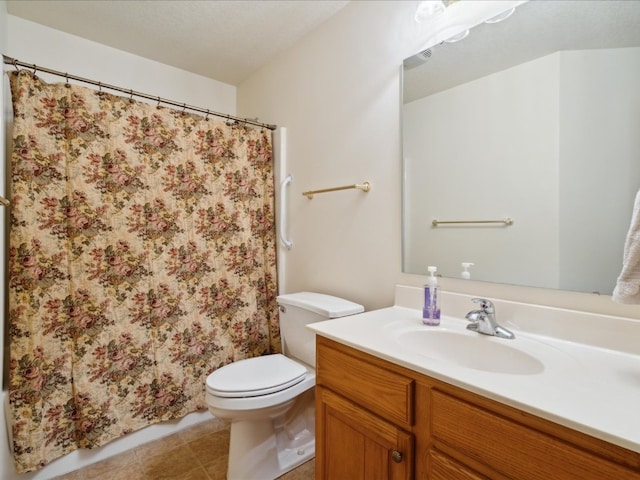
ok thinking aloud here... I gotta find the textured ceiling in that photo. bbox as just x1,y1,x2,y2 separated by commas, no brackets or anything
6,0,350,85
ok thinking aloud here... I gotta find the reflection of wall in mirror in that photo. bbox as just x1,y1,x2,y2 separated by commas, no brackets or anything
559,47,640,293
404,47,640,294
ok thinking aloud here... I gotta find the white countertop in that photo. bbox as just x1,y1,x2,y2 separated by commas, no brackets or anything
308,288,640,453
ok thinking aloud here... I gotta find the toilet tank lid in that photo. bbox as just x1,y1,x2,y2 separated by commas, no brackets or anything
277,292,364,318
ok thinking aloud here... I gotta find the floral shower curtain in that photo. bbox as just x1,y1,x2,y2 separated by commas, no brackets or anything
7,70,280,473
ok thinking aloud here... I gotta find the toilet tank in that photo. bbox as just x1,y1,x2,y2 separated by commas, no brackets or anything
276,292,364,367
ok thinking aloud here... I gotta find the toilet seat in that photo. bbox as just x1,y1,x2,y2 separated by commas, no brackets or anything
206,354,307,398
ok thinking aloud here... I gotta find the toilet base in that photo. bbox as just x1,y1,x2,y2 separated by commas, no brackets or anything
226,389,315,480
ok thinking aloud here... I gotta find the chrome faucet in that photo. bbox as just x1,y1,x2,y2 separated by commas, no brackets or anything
465,298,515,339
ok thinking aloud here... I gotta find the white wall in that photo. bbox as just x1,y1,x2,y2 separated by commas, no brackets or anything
559,47,640,293
4,16,236,114
1,11,236,480
404,45,640,295
404,53,560,288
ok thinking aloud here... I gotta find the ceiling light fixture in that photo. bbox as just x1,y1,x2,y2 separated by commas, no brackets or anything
414,0,460,22
415,1,446,22
484,7,516,24
443,29,469,43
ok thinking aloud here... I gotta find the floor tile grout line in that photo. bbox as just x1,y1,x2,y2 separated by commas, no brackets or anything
185,439,215,480
54,419,313,480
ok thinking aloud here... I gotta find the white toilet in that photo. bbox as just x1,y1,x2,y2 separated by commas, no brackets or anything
205,292,364,480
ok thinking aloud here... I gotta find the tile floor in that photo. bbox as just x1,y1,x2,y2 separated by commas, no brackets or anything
54,418,315,480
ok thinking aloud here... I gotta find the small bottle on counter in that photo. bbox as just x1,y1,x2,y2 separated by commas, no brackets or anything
422,265,441,326
461,262,474,279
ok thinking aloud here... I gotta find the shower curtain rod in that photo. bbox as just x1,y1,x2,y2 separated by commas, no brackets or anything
3,55,277,131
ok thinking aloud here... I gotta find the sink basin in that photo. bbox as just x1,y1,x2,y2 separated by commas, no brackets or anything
395,329,544,375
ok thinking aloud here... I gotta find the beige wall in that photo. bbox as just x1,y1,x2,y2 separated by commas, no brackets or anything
238,0,640,320
239,1,413,309
239,0,462,309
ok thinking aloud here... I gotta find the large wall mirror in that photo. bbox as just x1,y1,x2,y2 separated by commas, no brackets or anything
402,0,640,295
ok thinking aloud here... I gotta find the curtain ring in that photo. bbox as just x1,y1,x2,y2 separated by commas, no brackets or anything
182,103,187,113
129,89,134,103
12,59,19,72
32,64,38,78
157,96,161,108
65,73,71,88
98,81,102,92
205,109,210,120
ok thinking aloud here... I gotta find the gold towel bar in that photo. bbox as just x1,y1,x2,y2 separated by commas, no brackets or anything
0,196,9,207
432,218,513,227
303,182,371,199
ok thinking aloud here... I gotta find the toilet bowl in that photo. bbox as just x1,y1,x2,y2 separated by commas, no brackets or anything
206,354,316,479
205,292,363,480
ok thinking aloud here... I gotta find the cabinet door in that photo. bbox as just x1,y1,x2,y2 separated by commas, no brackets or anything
429,449,488,480
316,386,413,480
431,389,640,480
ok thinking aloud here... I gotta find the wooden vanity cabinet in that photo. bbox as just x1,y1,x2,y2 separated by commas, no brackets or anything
315,336,640,480
316,386,413,479
315,335,415,479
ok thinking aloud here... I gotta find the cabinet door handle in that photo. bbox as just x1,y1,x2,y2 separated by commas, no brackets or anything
391,450,403,463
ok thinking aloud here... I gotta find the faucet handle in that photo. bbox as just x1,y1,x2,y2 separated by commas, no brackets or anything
471,297,494,314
